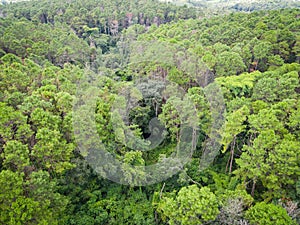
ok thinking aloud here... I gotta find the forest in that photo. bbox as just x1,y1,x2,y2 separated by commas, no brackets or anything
0,0,299,224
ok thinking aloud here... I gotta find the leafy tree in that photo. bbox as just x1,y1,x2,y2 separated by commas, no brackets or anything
235,105,300,198
1,140,30,172
31,127,75,174
157,185,219,225
221,105,250,173
215,51,246,76
245,202,296,225
0,170,68,225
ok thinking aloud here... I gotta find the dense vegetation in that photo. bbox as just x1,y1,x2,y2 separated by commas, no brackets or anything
0,0,299,224
229,0,300,12
158,0,300,14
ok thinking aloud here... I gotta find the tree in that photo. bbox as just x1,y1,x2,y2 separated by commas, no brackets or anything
215,51,246,76
159,96,181,142
221,105,250,173
245,202,296,225
31,127,75,174
235,105,300,198
252,69,299,103
0,170,68,225
0,102,27,142
1,140,30,172
156,185,219,225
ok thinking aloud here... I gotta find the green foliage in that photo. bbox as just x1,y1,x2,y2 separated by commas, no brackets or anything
215,189,253,225
0,2,299,224
0,170,68,225
0,20,90,67
215,51,246,76
187,87,211,134
138,8,300,75
235,99,300,198
159,96,181,141
245,202,296,225
1,140,30,171
216,71,260,101
221,105,249,153
157,185,219,224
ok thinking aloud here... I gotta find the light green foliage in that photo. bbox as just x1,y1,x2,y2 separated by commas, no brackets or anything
157,185,219,224
216,71,260,101
0,54,31,96
187,87,211,134
0,20,90,66
253,41,272,60
252,70,299,102
121,151,147,186
221,105,249,153
168,66,189,85
0,170,24,225
159,96,182,141
1,140,30,171
0,102,27,141
0,170,68,225
30,107,60,130
245,202,296,225
219,189,253,207
32,128,75,173
201,52,216,70
55,91,74,114
236,105,300,198
215,51,246,76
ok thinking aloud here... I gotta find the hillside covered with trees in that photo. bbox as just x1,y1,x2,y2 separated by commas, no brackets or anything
0,0,299,224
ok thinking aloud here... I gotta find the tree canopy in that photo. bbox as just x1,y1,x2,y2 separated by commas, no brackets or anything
0,0,299,224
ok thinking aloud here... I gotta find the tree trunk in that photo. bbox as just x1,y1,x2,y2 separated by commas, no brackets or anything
251,179,256,197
